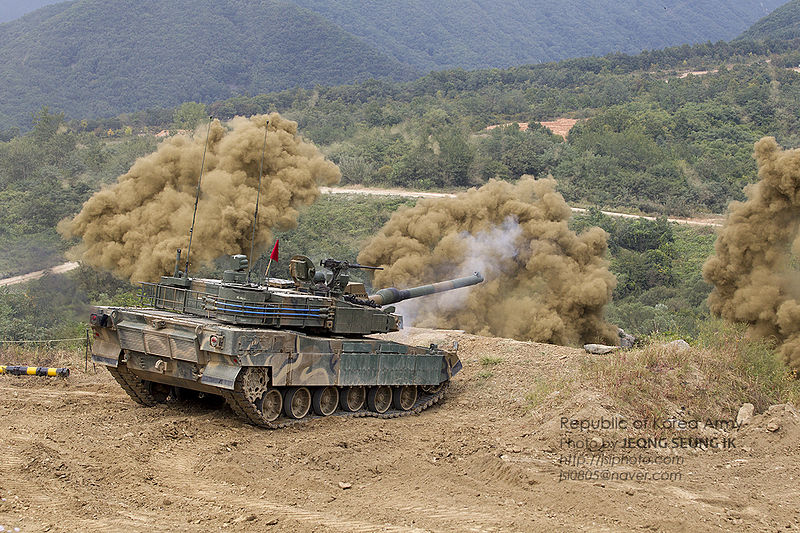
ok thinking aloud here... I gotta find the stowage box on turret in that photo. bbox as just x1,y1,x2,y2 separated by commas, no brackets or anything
90,252,483,428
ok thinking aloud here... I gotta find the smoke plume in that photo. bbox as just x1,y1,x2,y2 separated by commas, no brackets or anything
703,137,800,372
60,113,340,281
358,177,618,345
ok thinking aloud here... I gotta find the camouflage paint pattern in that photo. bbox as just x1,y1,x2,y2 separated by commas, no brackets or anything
91,306,459,394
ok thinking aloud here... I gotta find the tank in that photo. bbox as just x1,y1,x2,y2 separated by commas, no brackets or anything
89,250,483,428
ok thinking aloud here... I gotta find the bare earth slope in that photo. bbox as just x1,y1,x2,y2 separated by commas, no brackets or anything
0,328,797,532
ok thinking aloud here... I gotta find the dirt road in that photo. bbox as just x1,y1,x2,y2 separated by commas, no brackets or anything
320,186,724,227
0,262,80,288
0,328,796,532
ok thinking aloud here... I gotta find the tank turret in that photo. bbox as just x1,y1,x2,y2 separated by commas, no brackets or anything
138,253,483,335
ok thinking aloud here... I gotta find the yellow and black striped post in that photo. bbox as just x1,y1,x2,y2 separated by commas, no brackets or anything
0,365,70,377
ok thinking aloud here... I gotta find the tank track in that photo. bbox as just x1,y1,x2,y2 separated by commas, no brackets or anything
221,378,450,429
106,365,163,407
108,364,450,428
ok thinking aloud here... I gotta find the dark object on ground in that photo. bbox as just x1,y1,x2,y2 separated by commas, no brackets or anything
0,365,70,377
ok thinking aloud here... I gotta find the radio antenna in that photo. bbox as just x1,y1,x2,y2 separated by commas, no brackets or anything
247,117,269,283
184,116,213,276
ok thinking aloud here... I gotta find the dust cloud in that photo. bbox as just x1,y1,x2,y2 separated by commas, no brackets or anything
60,113,340,281
703,137,800,372
358,177,618,345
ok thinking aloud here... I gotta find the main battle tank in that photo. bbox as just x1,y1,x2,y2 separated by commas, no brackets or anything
89,251,483,428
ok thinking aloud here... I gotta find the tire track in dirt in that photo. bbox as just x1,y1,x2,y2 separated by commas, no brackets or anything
394,503,505,532
232,497,429,533
148,449,431,533
0,385,133,412
0,385,123,399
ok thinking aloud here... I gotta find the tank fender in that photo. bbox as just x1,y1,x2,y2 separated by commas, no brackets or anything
431,344,462,382
444,344,462,377
449,357,463,377
200,361,242,390
91,326,122,367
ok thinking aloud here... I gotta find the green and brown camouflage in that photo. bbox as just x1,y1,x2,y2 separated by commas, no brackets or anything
90,253,481,427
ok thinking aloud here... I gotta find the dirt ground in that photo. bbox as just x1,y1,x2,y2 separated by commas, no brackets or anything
1,328,798,532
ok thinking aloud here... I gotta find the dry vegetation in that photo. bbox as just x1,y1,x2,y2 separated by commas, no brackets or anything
579,321,800,426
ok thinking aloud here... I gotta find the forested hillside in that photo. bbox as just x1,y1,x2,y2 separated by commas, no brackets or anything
4,24,800,342
5,38,798,270
738,0,800,41
0,108,157,278
0,0,788,129
0,0,416,128
202,39,800,216
290,0,784,71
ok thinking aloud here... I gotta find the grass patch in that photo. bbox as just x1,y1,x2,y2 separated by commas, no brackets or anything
0,345,87,370
525,376,566,410
476,370,494,381
480,356,503,367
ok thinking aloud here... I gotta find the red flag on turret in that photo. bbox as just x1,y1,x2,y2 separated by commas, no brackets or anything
270,239,279,261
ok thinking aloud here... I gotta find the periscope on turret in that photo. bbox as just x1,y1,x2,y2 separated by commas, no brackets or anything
89,251,483,428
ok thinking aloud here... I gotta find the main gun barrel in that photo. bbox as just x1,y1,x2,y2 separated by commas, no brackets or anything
368,272,484,306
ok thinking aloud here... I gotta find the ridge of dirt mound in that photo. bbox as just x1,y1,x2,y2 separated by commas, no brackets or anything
1,328,798,531
737,403,800,454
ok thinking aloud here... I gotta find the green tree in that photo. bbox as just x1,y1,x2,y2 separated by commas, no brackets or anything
434,127,475,186
31,106,64,145
613,217,673,252
173,102,208,130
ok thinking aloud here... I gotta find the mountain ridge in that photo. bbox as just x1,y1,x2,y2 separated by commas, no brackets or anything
0,0,416,128
289,0,785,70
737,0,800,41
0,0,789,128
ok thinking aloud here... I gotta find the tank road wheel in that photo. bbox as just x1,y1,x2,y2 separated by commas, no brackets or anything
283,387,312,419
146,381,171,403
258,388,283,422
312,386,339,416
340,386,366,412
421,383,444,395
367,385,393,414
393,385,418,411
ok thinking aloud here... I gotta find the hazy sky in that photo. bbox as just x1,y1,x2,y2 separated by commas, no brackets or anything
0,0,63,24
